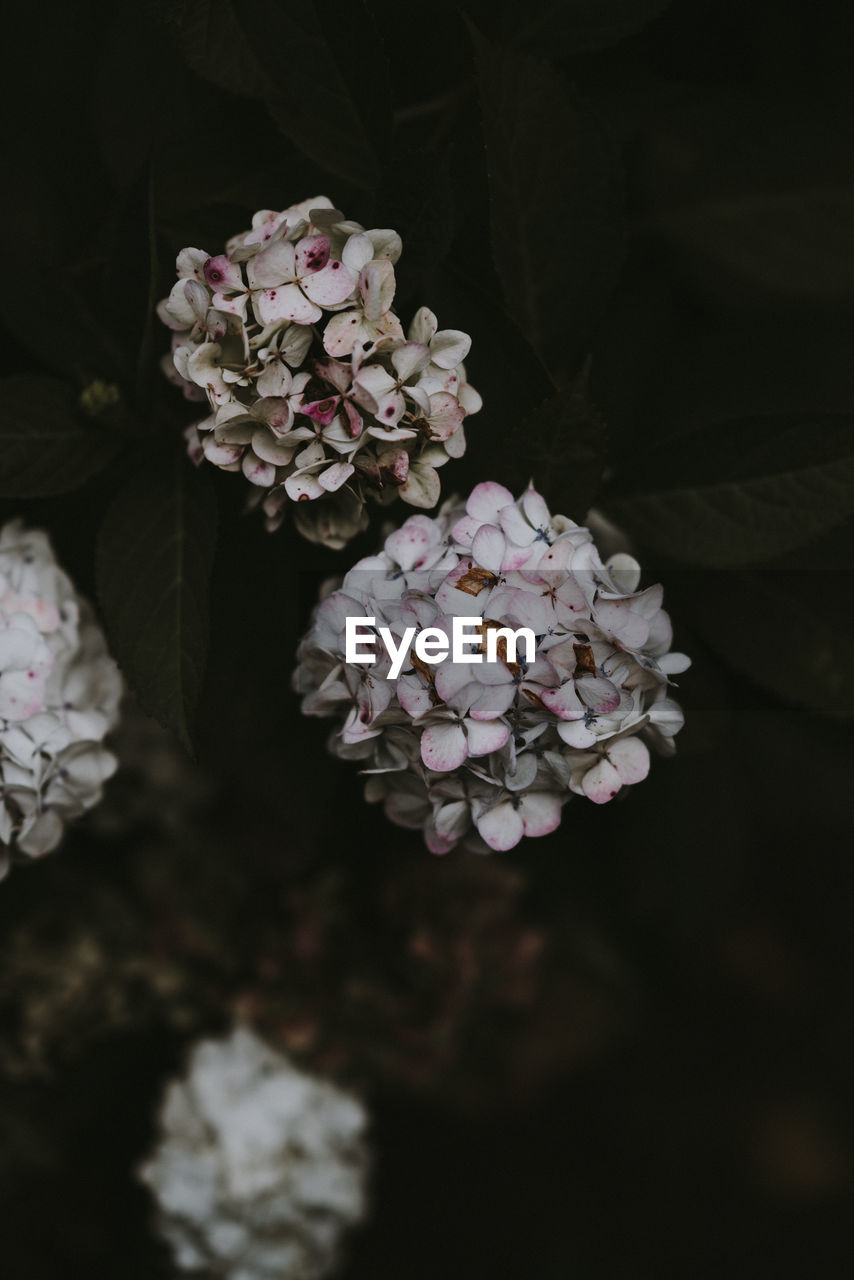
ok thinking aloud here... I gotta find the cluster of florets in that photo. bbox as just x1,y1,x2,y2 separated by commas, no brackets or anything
159,196,480,548
138,1027,370,1280
0,522,122,873
294,482,689,853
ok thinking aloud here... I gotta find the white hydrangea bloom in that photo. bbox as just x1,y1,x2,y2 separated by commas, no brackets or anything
159,196,480,548
139,1027,370,1280
294,481,690,854
0,521,122,874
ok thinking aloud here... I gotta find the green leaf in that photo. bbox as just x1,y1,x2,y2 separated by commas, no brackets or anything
609,418,854,566
172,0,384,189
654,187,854,304
0,376,120,498
96,452,217,754
509,0,673,56
472,29,625,386
684,564,854,719
171,0,272,99
491,368,607,521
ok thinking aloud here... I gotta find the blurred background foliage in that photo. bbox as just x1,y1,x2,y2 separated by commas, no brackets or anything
0,0,852,1274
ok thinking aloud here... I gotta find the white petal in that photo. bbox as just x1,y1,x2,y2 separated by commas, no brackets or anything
464,717,509,756
420,721,468,771
608,736,650,784
476,802,524,851
582,758,622,804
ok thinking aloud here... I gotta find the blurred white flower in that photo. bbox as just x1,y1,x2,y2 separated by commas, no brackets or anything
159,196,479,547
0,521,122,874
293,481,690,854
138,1026,370,1280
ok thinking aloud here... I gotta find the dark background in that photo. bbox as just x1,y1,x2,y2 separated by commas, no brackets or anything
1,0,853,1275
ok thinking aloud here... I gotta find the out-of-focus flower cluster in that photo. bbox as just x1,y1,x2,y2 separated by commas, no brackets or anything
139,1026,370,1280
0,521,122,872
294,481,689,853
159,196,480,548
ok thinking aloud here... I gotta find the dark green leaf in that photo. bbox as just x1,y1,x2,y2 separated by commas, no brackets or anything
0,377,120,498
684,565,854,719
610,417,854,566
472,29,625,385
172,0,385,189
491,369,607,520
653,187,854,303
96,452,217,754
509,0,673,56
171,0,272,99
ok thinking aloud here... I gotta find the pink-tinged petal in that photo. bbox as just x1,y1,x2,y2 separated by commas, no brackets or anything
541,682,585,720
319,461,354,492
498,503,537,546
433,659,473,705
466,481,515,522
467,682,516,720
465,716,510,756
255,397,295,433
204,254,243,293
210,292,247,321
443,424,467,458
385,519,438,571
556,718,598,749
377,448,410,482
451,514,480,547
519,791,562,838
285,471,325,502
582,758,622,804
476,802,524,851
595,599,649,649
391,342,430,381
0,670,48,721
341,399,363,437
203,437,244,467
323,310,366,357
250,238,296,287
430,328,471,369
608,737,650,785
301,396,341,426
576,675,621,714
359,259,396,321
421,721,468,771
398,675,434,719
471,524,506,574
295,234,330,275
255,282,321,325
302,258,356,306
242,453,277,487
426,391,464,440
425,825,456,856
520,485,552,530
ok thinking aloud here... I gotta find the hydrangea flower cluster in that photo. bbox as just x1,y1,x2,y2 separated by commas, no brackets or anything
294,482,689,853
159,196,480,548
0,521,122,873
138,1026,370,1280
